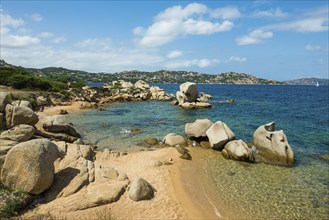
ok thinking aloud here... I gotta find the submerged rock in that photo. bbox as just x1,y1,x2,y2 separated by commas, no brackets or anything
222,140,255,162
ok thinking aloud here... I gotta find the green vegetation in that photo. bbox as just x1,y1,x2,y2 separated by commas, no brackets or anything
0,67,66,91
0,158,31,218
0,59,285,85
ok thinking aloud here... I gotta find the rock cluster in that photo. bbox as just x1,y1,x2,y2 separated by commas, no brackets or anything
164,118,294,166
173,82,212,109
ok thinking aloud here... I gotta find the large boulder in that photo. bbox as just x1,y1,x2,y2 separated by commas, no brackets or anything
185,119,213,138
222,140,256,162
42,115,80,138
253,122,294,166
206,121,235,150
12,100,32,109
5,104,39,128
1,139,60,194
163,133,186,146
179,82,198,103
128,177,155,201
0,92,8,112
0,124,35,142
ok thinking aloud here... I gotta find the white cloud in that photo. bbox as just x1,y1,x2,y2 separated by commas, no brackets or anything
236,29,273,45
76,38,111,50
305,45,321,51
52,36,66,44
167,50,183,59
266,17,328,32
166,59,219,69
1,34,40,48
253,8,287,18
0,10,24,27
262,7,328,33
226,56,247,63
135,3,234,47
210,7,242,19
30,13,43,22
38,32,54,38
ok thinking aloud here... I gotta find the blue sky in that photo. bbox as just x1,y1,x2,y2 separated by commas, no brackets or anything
0,1,328,80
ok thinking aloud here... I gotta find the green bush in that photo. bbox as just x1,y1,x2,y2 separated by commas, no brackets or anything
71,81,85,88
0,67,66,91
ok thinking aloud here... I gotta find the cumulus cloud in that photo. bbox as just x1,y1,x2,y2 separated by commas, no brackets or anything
167,50,183,59
30,13,43,22
134,3,235,47
305,45,321,51
236,29,273,45
253,8,287,18
166,59,219,69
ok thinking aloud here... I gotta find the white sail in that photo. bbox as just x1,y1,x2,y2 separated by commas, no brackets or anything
316,81,319,87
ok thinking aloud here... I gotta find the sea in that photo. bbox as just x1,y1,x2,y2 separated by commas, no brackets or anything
68,84,329,219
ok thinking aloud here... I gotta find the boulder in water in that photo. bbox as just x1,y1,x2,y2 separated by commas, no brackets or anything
252,122,294,166
206,121,235,150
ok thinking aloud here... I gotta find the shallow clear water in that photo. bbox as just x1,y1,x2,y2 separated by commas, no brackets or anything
68,84,329,219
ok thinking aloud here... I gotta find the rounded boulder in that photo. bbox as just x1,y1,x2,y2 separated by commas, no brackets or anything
1,139,60,195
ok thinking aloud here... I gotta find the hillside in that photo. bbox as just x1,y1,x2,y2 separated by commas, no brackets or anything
0,60,283,84
285,78,329,86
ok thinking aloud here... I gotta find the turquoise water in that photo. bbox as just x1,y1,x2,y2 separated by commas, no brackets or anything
68,84,329,219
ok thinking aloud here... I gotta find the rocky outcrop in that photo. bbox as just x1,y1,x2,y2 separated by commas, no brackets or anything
5,104,38,128
134,80,150,90
1,139,60,195
163,133,186,146
128,177,155,201
206,121,235,150
0,124,35,142
0,92,8,112
37,96,48,106
42,115,80,138
175,82,212,109
253,122,294,166
185,119,213,138
44,142,95,201
222,140,256,162
179,82,198,102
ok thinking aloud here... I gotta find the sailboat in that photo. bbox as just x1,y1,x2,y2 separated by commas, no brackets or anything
316,81,319,87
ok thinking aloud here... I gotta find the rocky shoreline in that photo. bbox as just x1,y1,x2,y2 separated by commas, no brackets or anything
0,81,296,219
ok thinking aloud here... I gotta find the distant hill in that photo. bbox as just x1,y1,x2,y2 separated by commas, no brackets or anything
0,60,283,85
285,78,329,86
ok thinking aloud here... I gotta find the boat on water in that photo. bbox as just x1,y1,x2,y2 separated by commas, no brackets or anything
316,81,319,87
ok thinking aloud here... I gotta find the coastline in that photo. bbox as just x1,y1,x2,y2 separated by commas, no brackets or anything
22,102,222,219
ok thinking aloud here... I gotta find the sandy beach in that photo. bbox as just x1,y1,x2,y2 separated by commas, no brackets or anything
21,103,221,220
